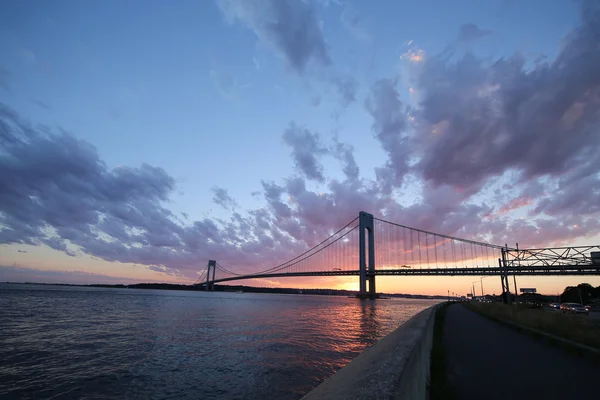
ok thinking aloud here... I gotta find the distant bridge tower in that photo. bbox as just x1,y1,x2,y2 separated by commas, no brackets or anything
358,211,376,299
499,247,512,304
206,260,216,291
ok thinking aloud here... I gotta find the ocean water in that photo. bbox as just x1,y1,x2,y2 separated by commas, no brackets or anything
0,284,437,399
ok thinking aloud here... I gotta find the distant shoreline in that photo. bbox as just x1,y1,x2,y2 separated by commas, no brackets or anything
1,281,446,300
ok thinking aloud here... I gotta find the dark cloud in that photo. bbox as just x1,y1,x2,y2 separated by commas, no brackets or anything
366,79,411,185
261,180,293,219
532,162,600,218
361,0,600,219
331,139,359,180
352,1,600,247
212,186,238,210
217,0,330,73
217,0,359,107
413,3,600,189
282,123,329,181
0,104,194,271
0,105,349,277
0,95,593,282
457,23,491,42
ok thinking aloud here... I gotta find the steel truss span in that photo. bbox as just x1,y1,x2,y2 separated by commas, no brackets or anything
504,246,600,267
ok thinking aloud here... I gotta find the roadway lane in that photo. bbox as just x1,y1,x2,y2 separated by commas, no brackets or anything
443,304,600,399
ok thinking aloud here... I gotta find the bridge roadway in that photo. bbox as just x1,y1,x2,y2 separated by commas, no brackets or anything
443,304,600,399
201,264,600,285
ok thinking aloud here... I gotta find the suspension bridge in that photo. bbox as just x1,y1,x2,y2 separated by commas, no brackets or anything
195,212,600,299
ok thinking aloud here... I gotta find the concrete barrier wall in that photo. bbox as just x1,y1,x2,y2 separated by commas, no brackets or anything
302,304,439,400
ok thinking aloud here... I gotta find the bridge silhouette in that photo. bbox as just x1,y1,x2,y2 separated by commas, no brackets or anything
196,212,600,299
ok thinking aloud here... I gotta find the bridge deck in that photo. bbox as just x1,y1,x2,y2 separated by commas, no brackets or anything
198,264,600,285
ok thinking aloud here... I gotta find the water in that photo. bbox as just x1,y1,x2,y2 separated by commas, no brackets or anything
0,284,437,399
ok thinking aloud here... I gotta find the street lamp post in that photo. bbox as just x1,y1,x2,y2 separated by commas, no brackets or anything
480,277,485,297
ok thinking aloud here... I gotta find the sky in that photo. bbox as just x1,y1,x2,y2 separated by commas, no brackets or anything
1,0,600,296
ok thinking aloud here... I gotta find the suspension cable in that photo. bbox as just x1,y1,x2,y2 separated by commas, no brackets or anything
374,217,505,249
257,224,359,274
247,216,359,275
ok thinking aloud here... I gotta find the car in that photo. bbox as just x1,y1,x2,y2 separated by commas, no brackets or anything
549,303,561,310
560,303,589,314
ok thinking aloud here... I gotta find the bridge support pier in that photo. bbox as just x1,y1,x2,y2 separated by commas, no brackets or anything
206,260,216,291
358,211,376,299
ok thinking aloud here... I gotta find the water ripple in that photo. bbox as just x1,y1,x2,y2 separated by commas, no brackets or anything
0,284,436,399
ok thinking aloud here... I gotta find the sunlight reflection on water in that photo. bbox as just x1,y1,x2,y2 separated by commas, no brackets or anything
0,284,437,399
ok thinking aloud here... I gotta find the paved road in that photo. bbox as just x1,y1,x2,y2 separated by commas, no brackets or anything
443,304,600,399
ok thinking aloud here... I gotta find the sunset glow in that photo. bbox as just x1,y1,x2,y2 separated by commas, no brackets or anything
1,0,600,296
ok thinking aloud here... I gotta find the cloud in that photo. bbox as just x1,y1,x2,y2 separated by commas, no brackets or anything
364,1,600,211
0,90,596,286
457,23,491,42
498,196,533,215
282,123,329,181
212,186,238,210
30,98,52,110
359,1,600,244
331,138,359,181
148,264,185,278
217,0,330,73
331,75,358,106
0,265,168,285
0,103,185,267
409,4,600,197
216,0,359,108
400,48,425,64
0,103,366,279
532,167,600,218
366,79,411,185
2,1,600,286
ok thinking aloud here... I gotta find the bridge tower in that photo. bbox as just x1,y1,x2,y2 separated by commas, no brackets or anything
499,247,512,304
206,260,216,291
358,211,376,299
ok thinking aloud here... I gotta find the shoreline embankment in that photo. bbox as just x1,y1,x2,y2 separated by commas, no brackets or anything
302,303,440,400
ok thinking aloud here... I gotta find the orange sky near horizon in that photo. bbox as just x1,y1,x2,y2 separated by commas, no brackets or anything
3,242,599,297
